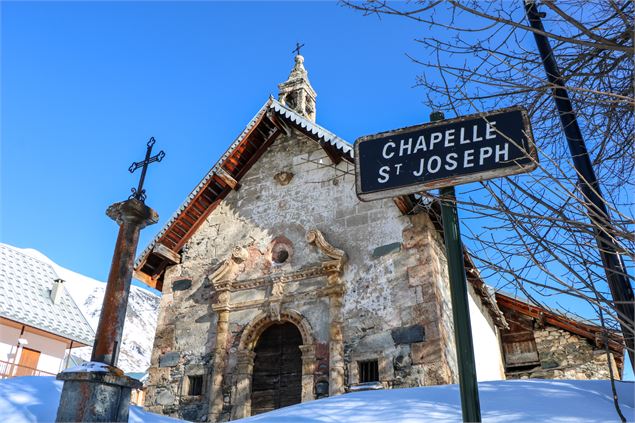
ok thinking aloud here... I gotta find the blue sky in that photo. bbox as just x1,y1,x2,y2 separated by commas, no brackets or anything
1,1,432,282
2,1,632,379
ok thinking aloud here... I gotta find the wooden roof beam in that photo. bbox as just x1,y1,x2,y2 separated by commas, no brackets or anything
216,167,240,190
152,243,181,265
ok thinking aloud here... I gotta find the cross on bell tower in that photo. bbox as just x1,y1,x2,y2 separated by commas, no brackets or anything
278,44,317,122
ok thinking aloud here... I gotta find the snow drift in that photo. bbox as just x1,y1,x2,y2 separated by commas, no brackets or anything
1,376,632,422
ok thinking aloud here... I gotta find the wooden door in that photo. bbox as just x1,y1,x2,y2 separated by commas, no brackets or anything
250,322,302,415
16,347,40,376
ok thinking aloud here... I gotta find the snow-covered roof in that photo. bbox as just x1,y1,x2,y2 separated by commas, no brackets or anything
0,244,95,346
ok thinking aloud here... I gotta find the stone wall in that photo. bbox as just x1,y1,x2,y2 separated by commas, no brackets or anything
144,129,463,421
505,325,620,380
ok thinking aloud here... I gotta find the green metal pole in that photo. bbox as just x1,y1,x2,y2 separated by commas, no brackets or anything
431,111,481,422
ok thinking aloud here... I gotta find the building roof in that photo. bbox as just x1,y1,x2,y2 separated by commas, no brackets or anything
0,244,95,346
495,292,624,358
134,97,357,290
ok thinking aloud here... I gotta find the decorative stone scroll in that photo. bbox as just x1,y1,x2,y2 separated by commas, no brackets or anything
306,229,347,396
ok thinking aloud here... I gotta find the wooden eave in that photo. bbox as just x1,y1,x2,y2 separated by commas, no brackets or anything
495,292,624,358
135,112,283,290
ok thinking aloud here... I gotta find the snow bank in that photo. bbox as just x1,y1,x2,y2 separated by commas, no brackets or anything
0,376,180,423
1,376,632,422
238,379,634,423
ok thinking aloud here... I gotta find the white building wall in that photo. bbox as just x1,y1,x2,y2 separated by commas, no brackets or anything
0,322,70,375
468,287,506,381
0,325,21,367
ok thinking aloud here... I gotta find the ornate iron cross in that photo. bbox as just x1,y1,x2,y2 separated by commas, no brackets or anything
129,137,165,202
292,42,305,56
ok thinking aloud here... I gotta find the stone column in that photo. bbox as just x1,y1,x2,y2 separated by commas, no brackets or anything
93,199,158,364
209,301,230,422
299,344,316,401
231,350,256,420
56,198,157,422
328,277,345,396
206,247,247,422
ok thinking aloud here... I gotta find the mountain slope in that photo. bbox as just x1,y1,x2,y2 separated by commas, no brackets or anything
13,245,159,373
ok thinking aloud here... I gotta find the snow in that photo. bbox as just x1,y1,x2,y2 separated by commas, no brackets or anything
0,376,181,423
237,380,634,423
12,245,160,373
2,376,632,423
61,361,112,373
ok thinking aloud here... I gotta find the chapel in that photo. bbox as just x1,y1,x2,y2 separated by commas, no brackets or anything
135,54,624,422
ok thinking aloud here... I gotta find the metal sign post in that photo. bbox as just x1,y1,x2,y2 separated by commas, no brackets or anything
354,108,538,422
433,111,481,422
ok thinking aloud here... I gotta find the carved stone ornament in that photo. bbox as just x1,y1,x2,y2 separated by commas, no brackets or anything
306,229,346,263
307,229,347,281
209,246,249,288
273,171,294,186
268,300,282,322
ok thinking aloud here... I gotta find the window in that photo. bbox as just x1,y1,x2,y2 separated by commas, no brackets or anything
358,360,379,383
187,375,203,396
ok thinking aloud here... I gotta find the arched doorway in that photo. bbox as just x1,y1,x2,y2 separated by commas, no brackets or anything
250,322,303,415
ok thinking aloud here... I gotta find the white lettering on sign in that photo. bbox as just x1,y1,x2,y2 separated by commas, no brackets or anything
486,121,497,139
400,138,413,156
378,166,390,183
464,149,474,168
384,122,501,159
479,147,493,165
413,135,426,153
382,142,396,159
445,129,455,147
445,153,458,170
372,118,522,184
496,143,509,162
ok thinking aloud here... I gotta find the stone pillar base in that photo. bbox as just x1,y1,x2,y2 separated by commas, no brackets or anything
56,366,142,422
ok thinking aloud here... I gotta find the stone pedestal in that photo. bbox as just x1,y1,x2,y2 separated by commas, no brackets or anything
56,367,142,422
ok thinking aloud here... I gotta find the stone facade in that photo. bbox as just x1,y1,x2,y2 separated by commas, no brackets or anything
505,325,620,381
143,127,466,421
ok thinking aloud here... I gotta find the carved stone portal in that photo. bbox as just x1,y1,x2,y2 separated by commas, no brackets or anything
208,229,346,422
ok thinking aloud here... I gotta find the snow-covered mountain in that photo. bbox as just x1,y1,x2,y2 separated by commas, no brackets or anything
13,246,160,373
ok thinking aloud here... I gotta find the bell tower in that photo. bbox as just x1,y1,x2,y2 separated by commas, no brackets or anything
278,52,317,122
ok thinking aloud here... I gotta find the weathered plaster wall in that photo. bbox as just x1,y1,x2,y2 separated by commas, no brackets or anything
144,129,461,421
506,325,620,380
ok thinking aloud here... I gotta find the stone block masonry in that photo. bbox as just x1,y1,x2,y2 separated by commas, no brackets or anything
144,129,460,421
506,326,620,380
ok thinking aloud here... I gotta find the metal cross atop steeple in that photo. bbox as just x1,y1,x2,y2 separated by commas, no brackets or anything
292,42,305,56
128,137,165,202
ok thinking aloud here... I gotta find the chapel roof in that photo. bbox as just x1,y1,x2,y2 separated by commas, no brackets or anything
134,97,360,290
0,243,95,346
